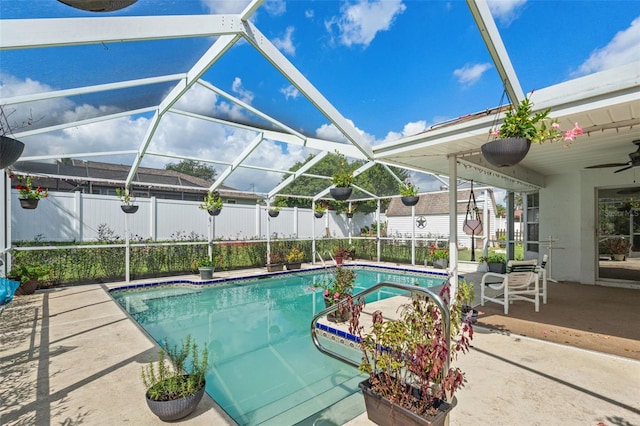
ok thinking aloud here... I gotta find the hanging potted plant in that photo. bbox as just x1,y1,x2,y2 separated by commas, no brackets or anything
344,204,357,218
0,107,26,169
199,191,223,216
482,93,583,167
330,151,354,201
314,203,328,218
142,335,209,422
399,180,420,206
314,266,356,322
14,175,48,209
116,187,138,213
285,246,305,270
346,280,473,426
267,197,287,218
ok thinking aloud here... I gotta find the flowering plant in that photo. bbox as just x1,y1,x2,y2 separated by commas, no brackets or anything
428,244,449,260
192,255,225,269
14,176,48,200
315,266,356,306
603,237,631,255
490,95,583,147
199,191,223,211
399,181,419,196
286,247,304,263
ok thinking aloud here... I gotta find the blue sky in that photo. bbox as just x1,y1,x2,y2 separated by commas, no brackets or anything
1,0,639,194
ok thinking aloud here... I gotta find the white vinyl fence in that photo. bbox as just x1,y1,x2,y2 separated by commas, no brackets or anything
10,191,379,242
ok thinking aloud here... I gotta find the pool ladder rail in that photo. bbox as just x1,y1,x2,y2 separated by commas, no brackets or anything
310,281,450,373
314,250,337,267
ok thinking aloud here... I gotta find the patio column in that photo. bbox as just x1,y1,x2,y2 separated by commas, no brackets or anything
0,170,9,275
448,155,458,291
376,199,381,262
411,202,416,265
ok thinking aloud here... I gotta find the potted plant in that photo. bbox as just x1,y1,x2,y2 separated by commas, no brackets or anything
428,244,449,269
479,253,507,273
14,175,48,209
603,237,631,261
344,204,357,218
7,263,53,295
314,266,356,322
285,247,304,270
333,246,348,265
199,191,223,216
116,187,138,214
314,203,328,218
266,252,285,272
346,280,473,426
330,151,354,201
142,335,209,422
482,94,583,167
0,107,26,168
267,197,286,218
192,255,224,280
399,180,420,206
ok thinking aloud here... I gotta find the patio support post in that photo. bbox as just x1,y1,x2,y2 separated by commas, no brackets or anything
266,200,271,262
411,203,416,265
348,202,352,244
311,201,316,264
0,170,8,275
482,189,489,257
507,191,515,260
376,199,381,262
448,156,459,292
125,213,130,282
208,215,213,259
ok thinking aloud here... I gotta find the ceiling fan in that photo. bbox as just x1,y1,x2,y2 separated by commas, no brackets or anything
586,139,640,173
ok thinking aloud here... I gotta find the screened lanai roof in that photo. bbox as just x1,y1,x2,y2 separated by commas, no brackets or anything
1,0,639,198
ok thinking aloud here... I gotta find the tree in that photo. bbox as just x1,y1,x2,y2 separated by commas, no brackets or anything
277,153,409,212
166,160,216,181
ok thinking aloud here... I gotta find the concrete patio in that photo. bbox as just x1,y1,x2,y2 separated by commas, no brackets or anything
1,267,639,425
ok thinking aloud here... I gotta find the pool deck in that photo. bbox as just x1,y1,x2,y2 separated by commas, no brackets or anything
1,262,639,425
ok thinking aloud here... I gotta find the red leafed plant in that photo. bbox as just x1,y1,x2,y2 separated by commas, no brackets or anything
346,279,473,417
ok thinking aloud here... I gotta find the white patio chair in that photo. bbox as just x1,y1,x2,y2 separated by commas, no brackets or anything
537,254,548,304
481,259,539,314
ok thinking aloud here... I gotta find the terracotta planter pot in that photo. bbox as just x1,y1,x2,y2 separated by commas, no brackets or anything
330,187,352,201
19,198,39,209
15,279,38,296
359,378,456,426
120,204,138,214
401,195,419,206
481,137,531,168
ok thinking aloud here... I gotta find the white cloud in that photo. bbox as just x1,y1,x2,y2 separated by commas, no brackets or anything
273,26,296,56
280,85,300,100
325,0,406,48
453,62,492,86
201,0,250,14
381,120,427,144
305,9,314,19
264,0,286,17
315,118,377,147
573,16,640,76
231,77,254,104
486,0,526,26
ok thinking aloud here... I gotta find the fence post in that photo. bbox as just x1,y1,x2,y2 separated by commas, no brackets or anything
75,191,83,242
150,196,157,241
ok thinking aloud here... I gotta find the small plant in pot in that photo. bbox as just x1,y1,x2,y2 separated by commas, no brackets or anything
314,266,355,322
330,151,354,201
482,93,583,167
7,263,53,295
399,180,420,206
603,237,631,261
116,187,138,214
479,253,507,273
285,246,304,270
192,256,224,280
142,335,209,422
266,252,285,272
346,280,473,426
14,175,48,209
199,191,223,216
314,203,328,218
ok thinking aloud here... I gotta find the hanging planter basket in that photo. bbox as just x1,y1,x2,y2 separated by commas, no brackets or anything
346,212,354,218
481,137,531,167
463,219,482,236
57,0,137,12
120,205,139,214
0,135,25,168
19,198,39,209
208,208,221,216
268,210,280,218
401,196,419,206
330,187,352,201
314,212,324,219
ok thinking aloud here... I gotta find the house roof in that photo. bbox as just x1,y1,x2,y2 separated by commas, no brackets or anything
386,188,496,217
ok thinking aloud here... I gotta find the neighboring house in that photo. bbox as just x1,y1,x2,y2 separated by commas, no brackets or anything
9,160,261,205
385,188,498,248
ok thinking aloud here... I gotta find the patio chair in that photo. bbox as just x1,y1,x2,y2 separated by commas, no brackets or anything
481,259,539,314
537,254,548,304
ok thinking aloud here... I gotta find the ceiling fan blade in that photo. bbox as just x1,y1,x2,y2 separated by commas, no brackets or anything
614,165,634,173
585,163,630,169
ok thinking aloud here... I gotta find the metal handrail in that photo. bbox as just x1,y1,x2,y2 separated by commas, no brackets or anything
310,281,450,373
314,250,326,267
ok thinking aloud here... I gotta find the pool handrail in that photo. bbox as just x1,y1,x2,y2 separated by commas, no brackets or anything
310,281,450,373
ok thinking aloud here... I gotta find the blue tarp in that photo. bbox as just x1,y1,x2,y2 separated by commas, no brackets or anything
0,277,20,311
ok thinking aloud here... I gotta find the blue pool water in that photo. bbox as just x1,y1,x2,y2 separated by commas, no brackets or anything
111,267,446,425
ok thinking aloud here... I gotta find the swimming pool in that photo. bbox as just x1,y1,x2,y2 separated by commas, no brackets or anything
111,267,447,425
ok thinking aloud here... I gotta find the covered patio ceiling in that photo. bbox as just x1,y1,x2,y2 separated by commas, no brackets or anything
1,0,639,197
